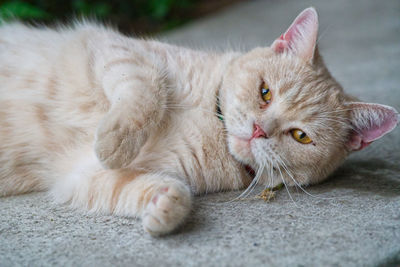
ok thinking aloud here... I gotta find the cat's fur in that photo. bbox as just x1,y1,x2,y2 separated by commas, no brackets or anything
0,8,398,235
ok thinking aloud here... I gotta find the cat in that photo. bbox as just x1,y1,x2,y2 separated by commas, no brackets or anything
0,7,398,236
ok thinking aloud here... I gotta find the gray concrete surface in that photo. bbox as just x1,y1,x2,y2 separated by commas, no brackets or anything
1,0,400,266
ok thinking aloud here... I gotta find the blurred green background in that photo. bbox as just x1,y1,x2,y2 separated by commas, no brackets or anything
0,0,241,34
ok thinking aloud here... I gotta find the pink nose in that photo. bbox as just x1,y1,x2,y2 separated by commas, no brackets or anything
252,124,267,139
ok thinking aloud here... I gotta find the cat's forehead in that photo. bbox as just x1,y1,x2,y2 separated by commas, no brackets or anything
234,48,344,108
235,48,317,87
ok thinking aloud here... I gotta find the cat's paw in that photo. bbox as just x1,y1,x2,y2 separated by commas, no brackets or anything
95,110,147,169
142,184,191,236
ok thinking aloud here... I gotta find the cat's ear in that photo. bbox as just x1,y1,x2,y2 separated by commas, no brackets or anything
271,7,318,62
345,102,399,151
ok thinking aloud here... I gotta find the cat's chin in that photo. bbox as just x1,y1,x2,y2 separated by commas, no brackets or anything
227,135,255,165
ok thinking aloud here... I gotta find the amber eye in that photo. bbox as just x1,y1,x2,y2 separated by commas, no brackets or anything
291,129,312,144
260,82,272,103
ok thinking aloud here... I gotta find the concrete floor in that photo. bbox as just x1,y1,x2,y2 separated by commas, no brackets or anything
1,0,400,266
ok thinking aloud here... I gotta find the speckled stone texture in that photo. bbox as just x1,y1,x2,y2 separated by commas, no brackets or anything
1,0,399,266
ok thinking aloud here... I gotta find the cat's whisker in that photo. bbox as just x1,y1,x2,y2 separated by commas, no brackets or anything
277,156,337,200
227,164,265,202
276,162,298,207
265,160,274,190
242,164,264,199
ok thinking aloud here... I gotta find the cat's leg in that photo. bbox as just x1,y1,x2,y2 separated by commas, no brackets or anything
91,40,169,169
51,164,191,236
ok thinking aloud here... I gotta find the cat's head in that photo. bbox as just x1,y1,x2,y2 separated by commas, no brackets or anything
221,7,398,187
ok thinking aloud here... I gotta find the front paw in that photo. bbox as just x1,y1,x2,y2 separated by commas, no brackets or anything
95,111,147,169
142,184,191,236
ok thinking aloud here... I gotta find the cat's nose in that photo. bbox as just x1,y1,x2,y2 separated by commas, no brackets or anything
252,123,268,139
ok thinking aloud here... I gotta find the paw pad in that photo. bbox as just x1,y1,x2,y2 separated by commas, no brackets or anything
142,184,191,236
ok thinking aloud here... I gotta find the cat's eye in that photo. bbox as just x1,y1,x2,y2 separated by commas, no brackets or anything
290,129,312,144
260,82,272,103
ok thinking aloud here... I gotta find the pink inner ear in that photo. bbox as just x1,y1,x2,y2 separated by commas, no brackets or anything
271,7,318,61
347,103,399,151
281,10,313,43
362,115,398,142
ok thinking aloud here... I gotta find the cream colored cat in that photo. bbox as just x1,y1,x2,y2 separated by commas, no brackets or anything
0,8,398,235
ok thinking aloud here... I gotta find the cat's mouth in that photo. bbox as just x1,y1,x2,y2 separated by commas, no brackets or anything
244,165,256,178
